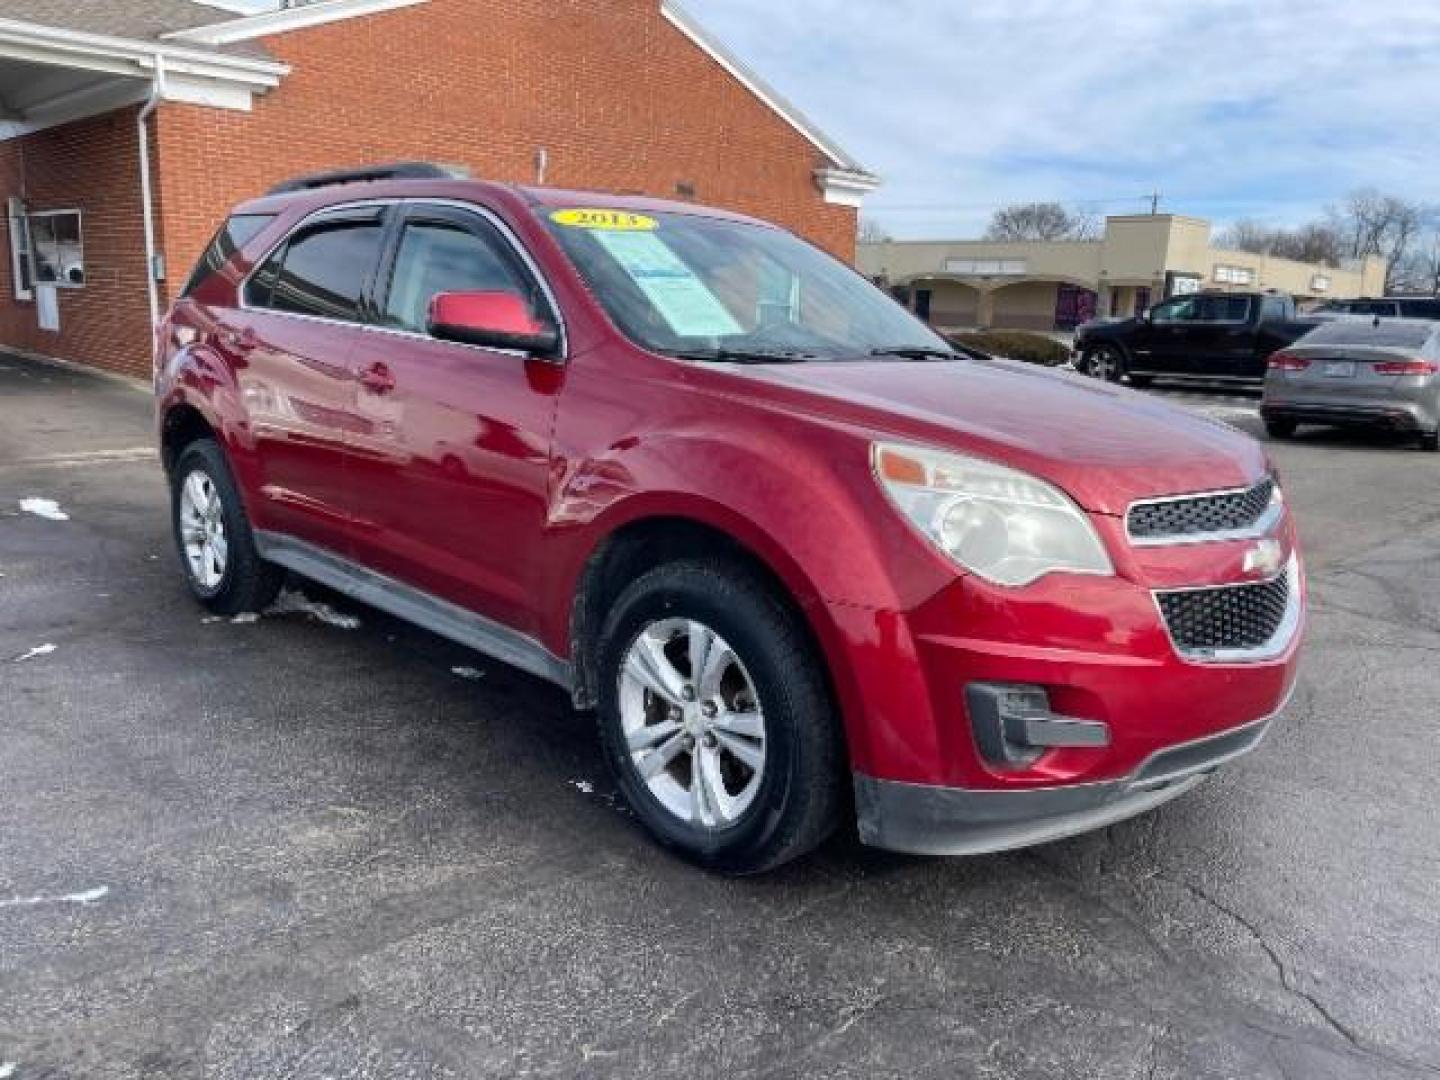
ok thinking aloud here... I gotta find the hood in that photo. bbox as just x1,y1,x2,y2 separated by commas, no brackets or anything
724,358,1268,516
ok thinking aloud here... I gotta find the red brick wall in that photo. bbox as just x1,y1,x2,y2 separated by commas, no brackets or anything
0,108,158,378
155,0,858,292
1,0,860,376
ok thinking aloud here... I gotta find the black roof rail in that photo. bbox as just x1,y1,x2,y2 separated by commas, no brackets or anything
265,162,470,196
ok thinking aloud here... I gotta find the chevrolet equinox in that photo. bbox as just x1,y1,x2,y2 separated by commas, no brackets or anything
155,164,1305,873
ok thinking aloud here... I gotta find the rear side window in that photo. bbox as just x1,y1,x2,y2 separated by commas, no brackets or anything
1301,319,1433,349
1195,295,1252,322
1399,299,1440,320
245,217,385,323
183,214,274,297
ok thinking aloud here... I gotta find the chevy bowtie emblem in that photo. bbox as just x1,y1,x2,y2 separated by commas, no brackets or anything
1243,538,1284,577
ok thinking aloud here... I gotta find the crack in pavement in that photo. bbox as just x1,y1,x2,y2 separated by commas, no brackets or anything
1158,875,1440,1077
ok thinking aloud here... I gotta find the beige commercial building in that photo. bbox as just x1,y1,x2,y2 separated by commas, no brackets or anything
858,214,1387,332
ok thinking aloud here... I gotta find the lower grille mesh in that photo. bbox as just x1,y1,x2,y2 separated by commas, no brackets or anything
1157,572,1290,655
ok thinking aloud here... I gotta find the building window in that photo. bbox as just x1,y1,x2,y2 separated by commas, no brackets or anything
7,197,33,301
1213,263,1256,286
29,210,85,288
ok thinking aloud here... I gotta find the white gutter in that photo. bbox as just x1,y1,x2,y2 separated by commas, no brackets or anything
138,54,167,330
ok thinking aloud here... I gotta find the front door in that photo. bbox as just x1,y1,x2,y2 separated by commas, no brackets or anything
1132,294,1208,375
345,203,563,636
228,207,388,554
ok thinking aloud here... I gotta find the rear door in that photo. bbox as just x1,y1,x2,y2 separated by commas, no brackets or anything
1188,294,1255,378
226,206,389,554
344,201,564,636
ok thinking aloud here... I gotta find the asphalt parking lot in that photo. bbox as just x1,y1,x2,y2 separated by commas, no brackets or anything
2,354,1438,1080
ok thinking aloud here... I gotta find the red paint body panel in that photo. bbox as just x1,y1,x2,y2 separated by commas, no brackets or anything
156,177,1305,806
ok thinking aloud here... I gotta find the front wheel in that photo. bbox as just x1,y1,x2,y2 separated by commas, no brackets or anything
1085,345,1124,382
1419,430,1439,453
171,439,284,615
596,560,845,874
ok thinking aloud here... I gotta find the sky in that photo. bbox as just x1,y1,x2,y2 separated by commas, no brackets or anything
209,0,1440,240
682,0,1440,239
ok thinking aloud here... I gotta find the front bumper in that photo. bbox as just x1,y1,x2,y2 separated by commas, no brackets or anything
854,712,1275,856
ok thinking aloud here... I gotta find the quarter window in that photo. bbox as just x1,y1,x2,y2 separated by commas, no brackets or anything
382,218,544,334
183,214,275,297
246,217,385,322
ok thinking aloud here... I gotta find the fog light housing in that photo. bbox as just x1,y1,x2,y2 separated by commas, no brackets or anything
966,683,1110,769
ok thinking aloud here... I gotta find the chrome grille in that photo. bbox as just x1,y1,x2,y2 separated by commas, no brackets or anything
1128,478,1275,542
1157,572,1290,657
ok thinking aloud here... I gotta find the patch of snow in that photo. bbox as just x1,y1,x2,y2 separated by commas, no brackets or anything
570,780,595,795
266,588,361,630
14,644,56,663
230,613,260,625
18,497,68,521
451,666,485,680
0,1062,15,1078
0,884,109,910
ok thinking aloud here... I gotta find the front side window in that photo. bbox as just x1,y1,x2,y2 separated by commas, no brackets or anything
29,210,84,288
246,217,385,322
1150,297,1198,323
543,208,949,360
381,217,545,333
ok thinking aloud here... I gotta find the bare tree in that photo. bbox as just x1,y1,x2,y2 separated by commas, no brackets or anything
1326,188,1426,290
985,202,1091,242
1215,219,1344,267
1215,219,1277,255
857,217,893,245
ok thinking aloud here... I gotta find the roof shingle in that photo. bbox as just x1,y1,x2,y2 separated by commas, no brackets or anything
2,0,248,45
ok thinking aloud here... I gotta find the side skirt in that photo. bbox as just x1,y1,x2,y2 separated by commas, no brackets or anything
254,531,573,691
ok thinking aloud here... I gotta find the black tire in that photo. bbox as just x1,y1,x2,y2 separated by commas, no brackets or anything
1085,345,1125,383
595,559,845,874
1420,430,1439,453
1265,418,1298,439
170,439,284,615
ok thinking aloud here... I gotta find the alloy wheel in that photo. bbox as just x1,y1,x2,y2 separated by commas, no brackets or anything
179,469,228,592
618,618,767,828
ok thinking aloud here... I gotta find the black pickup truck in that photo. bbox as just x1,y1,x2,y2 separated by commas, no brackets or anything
1073,291,1318,385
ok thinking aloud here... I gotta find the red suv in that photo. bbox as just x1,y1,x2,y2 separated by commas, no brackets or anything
156,164,1304,873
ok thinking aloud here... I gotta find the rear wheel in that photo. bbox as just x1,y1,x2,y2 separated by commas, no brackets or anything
1265,418,1298,439
1420,430,1439,453
170,439,284,615
596,559,844,874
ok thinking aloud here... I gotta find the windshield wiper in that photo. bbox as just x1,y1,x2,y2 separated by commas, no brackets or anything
670,348,814,365
869,346,957,361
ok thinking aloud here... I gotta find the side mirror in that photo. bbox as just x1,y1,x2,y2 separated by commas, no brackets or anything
427,290,560,357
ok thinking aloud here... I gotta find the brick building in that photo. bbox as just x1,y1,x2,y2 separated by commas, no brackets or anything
0,0,878,378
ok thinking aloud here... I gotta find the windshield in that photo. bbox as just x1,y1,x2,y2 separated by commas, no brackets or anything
542,208,950,360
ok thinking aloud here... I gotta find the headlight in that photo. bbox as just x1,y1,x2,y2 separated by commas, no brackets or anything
872,442,1114,587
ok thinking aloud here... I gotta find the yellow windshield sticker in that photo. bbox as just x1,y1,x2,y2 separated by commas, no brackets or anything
551,208,658,231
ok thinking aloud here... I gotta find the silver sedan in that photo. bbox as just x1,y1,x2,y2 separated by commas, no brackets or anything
1261,317,1440,451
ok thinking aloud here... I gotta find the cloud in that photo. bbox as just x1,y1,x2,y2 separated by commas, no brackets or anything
681,0,1440,237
